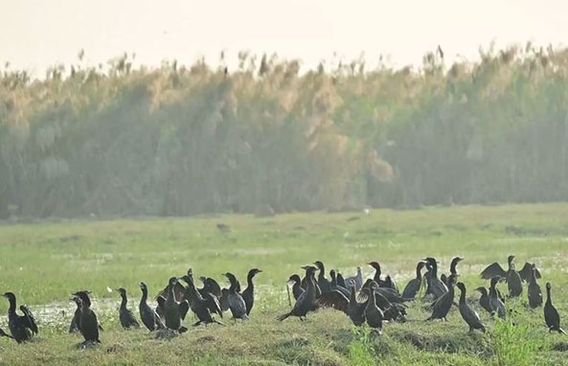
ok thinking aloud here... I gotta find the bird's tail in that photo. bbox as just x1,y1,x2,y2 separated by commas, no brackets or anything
558,327,566,335
277,312,290,321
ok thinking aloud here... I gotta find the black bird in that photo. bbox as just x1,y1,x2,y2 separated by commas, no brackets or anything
223,273,248,320
527,264,542,309
426,275,455,321
329,270,350,298
278,266,318,321
314,261,332,293
359,281,408,322
288,274,304,301
2,292,38,343
364,281,384,334
198,276,223,299
544,282,565,334
0,327,14,340
242,268,262,316
344,267,363,291
361,278,409,304
506,256,523,298
475,287,493,314
69,296,81,333
489,277,506,319
347,286,366,326
139,282,165,331
368,261,389,288
156,296,166,319
164,277,189,332
72,292,100,344
424,257,448,300
518,262,542,282
456,282,485,333
443,257,464,287
336,272,347,289
116,288,140,329
402,261,426,300
384,275,399,294
179,275,223,326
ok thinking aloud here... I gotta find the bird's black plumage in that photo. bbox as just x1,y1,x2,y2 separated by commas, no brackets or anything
527,264,542,309
116,288,140,329
288,274,304,301
278,266,318,321
402,261,426,300
364,281,384,333
456,282,485,333
72,292,100,344
427,275,455,321
242,268,262,316
223,273,248,320
314,261,332,293
489,277,506,319
544,282,565,334
180,275,223,326
139,282,165,331
3,292,38,343
164,277,189,332
475,287,492,314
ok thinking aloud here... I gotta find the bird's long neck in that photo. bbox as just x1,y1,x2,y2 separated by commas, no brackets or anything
373,266,382,282
459,288,466,304
368,289,377,307
546,287,552,305
450,261,458,275
415,265,423,280
7,297,16,314
120,293,128,310
140,288,148,305
247,274,255,291
318,266,325,280
187,279,202,300
168,283,176,301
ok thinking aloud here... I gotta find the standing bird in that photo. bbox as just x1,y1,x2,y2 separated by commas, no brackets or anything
69,296,81,333
164,277,189,332
72,292,100,344
278,266,318,321
344,267,363,291
179,275,223,326
527,264,542,309
426,275,455,321
116,288,140,329
139,282,165,331
518,262,542,282
456,282,485,333
475,287,493,314
489,277,506,319
402,261,426,300
544,282,565,334
223,273,248,320
443,257,464,287
424,257,448,300
314,261,332,293
242,268,262,316
364,281,385,334
2,292,38,343
506,256,523,298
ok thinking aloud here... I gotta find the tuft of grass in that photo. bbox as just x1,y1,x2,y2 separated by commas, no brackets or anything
491,311,543,366
348,326,375,366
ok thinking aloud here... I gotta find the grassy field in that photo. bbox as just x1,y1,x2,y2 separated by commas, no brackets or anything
0,204,567,365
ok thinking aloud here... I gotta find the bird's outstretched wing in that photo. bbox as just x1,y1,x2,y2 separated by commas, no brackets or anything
518,262,541,282
205,293,223,318
19,305,39,335
315,290,349,314
480,262,506,279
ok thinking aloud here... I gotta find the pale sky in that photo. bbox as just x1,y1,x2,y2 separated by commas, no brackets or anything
1,0,568,77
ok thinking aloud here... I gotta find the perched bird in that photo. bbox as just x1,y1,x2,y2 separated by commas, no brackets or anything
278,266,318,321
164,277,189,332
426,275,455,321
402,261,426,300
72,292,100,344
489,277,507,319
314,261,332,293
364,281,385,334
116,288,140,329
242,268,262,316
544,282,565,334
344,267,363,291
139,282,165,331
223,273,248,320
424,257,448,300
2,292,38,343
456,282,485,333
288,274,304,301
475,287,493,315
179,275,223,326
527,264,542,309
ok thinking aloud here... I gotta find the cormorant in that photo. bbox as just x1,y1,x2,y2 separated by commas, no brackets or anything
116,288,140,329
544,282,565,334
519,262,542,282
347,286,366,326
179,275,223,326
314,261,332,292
361,278,409,304
489,277,506,319
329,270,350,298
426,275,455,321
360,281,407,322
456,282,485,333
315,289,349,314
198,276,223,299
242,268,262,316
336,272,347,289
402,261,426,300
506,256,523,298
384,275,399,294
69,296,81,333
368,262,389,288
288,274,304,301
164,277,189,332
139,282,165,331
223,273,248,320
72,292,100,344
278,266,318,321
527,264,542,309
344,267,363,291
443,257,464,286
2,292,38,343
475,287,493,314
364,281,384,334
424,257,448,300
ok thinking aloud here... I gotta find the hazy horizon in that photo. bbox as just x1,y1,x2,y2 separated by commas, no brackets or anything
2,0,568,77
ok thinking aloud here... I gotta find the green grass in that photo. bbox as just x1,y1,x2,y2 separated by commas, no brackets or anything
0,204,567,365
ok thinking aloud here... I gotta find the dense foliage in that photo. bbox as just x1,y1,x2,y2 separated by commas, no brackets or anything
1,45,567,217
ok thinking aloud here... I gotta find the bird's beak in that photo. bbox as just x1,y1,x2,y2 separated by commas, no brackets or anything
257,269,263,273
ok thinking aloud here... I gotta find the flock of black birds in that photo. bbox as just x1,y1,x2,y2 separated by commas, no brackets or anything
0,255,564,348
